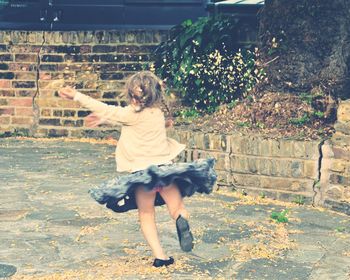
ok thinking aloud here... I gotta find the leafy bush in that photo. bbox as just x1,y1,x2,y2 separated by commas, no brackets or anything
153,16,266,113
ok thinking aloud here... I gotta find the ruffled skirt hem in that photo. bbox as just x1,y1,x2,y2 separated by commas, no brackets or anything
89,158,217,213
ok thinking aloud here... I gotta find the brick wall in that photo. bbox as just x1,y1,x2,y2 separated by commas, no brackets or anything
0,30,168,138
319,100,350,214
168,130,321,204
0,30,349,214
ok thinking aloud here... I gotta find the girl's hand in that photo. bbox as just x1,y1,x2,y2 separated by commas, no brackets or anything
58,86,77,100
165,118,174,128
85,113,103,127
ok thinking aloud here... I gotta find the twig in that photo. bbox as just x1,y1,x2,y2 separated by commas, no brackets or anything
261,56,280,66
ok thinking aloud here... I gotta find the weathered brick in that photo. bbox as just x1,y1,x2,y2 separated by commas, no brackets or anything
0,98,8,105
100,73,124,80
104,100,118,106
334,122,350,135
215,170,231,185
0,72,14,79
16,90,36,97
331,133,350,147
15,72,36,80
0,115,10,124
63,110,76,117
330,174,350,186
53,110,62,117
10,44,41,53
36,98,58,107
40,109,51,116
124,54,149,62
259,176,312,193
102,92,120,99
231,173,259,188
332,146,350,159
99,54,125,63
16,107,33,116
8,98,32,107
325,185,343,200
12,81,36,88
116,45,140,53
48,128,69,137
304,161,318,178
0,44,8,51
39,118,61,126
0,90,15,97
77,110,90,117
44,45,81,54
0,54,13,61
0,80,11,88
41,55,64,63
117,63,143,71
337,100,350,122
11,116,33,125
15,54,36,62
0,63,9,70
57,99,80,108
63,119,83,127
38,80,64,89
330,160,348,173
290,161,304,178
9,63,36,71
0,107,14,115
230,155,248,173
39,64,58,71
92,45,116,53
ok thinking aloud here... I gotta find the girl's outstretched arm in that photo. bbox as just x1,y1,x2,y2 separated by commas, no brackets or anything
58,86,137,125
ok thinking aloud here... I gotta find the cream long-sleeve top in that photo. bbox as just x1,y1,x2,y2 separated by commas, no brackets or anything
74,92,185,173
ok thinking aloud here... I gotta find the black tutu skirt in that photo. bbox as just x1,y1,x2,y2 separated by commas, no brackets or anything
89,158,217,213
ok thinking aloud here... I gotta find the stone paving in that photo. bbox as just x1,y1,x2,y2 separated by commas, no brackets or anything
0,138,350,280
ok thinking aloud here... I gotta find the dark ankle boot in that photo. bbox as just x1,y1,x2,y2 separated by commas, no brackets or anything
176,215,194,252
152,256,174,267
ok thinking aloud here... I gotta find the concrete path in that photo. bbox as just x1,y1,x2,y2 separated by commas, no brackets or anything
0,138,349,280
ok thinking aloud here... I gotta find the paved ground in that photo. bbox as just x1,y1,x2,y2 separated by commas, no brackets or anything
0,138,350,280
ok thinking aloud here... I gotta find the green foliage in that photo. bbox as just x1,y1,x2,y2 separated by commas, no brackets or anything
174,108,200,122
153,16,265,113
313,111,324,118
270,210,289,223
299,92,314,104
335,226,346,233
289,114,311,126
292,195,305,205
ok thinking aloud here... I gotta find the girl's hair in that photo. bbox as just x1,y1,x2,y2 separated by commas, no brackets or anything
125,71,167,112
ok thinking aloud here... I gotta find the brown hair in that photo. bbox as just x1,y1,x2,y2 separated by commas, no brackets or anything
125,71,165,112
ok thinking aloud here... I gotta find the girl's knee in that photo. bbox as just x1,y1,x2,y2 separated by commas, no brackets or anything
138,207,155,217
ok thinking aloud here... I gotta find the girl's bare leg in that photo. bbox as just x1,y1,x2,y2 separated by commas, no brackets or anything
135,186,168,260
159,183,189,220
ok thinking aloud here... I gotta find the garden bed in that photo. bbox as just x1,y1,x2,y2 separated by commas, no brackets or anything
174,91,336,140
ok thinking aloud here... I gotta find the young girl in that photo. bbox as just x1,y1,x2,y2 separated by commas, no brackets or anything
59,71,216,267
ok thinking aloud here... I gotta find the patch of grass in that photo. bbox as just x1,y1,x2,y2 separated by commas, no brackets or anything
335,226,346,233
270,210,289,223
292,195,306,205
